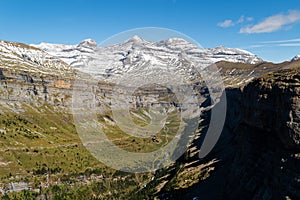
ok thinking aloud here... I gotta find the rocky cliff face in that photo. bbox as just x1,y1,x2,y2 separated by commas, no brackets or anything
242,68,300,150
224,67,300,200
156,63,300,200
0,68,73,107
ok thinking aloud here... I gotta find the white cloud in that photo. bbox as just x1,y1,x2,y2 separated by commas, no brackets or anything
237,16,254,24
237,16,245,24
218,15,254,28
217,20,235,28
240,10,300,34
246,17,254,22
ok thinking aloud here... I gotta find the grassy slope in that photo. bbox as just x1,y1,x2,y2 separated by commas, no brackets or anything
0,103,109,178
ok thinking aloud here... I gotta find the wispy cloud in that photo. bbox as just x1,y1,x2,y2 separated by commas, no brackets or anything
278,43,300,47
217,20,234,28
237,16,253,24
260,38,300,44
246,17,254,22
243,38,300,49
237,16,245,24
217,16,253,28
240,10,300,34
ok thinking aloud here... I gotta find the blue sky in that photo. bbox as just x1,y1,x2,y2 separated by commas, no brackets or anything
0,0,300,63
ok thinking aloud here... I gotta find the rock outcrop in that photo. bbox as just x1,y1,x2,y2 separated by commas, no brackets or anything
0,68,74,107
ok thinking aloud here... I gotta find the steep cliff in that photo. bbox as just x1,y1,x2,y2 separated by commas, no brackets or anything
224,66,300,200
153,61,300,200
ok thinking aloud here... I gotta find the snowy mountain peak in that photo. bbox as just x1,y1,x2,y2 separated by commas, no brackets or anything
163,37,192,44
130,35,143,41
157,37,200,53
124,35,148,44
78,39,97,48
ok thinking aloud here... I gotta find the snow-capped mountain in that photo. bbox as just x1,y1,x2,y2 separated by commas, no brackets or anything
31,36,263,80
0,40,73,75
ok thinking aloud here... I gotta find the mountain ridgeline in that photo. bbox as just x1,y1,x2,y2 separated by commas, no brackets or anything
31,36,262,80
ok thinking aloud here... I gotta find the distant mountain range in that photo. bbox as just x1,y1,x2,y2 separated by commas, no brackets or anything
1,36,298,88
31,36,263,80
